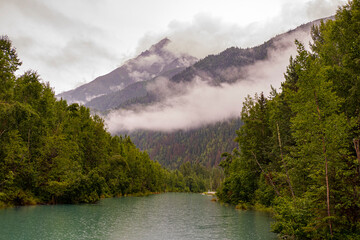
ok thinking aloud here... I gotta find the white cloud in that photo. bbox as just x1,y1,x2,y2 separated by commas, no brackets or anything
128,71,152,83
135,54,163,68
110,83,125,92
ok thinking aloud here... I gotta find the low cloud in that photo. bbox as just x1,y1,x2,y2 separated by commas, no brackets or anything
105,79,274,133
146,76,190,99
105,31,306,133
128,70,152,83
133,54,166,69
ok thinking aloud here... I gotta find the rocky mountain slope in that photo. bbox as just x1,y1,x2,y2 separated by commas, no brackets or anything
57,38,197,105
170,20,320,85
109,18,324,112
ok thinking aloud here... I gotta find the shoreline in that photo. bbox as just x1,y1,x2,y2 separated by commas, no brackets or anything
0,191,209,209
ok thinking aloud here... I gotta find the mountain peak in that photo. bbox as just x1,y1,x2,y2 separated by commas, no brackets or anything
149,38,171,52
57,37,197,105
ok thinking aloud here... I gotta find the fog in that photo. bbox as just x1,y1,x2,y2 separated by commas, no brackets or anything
105,29,312,133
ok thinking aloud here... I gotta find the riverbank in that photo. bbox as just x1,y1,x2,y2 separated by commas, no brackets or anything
0,190,210,209
215,197,275,215
201,191,216,196
235,202,274,214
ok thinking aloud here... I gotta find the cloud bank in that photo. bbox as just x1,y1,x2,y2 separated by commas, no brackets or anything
105,31,308,133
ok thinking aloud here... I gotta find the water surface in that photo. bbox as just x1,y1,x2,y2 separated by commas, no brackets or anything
0,193,276,240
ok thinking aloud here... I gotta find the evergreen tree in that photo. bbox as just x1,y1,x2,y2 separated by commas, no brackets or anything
218,1,360,238
0,35,212,207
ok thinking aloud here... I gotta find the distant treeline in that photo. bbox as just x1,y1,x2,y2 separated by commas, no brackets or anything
128,118,241,169
218,1,360,239
0,36,216,207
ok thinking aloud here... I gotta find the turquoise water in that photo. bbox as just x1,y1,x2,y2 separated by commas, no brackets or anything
0,193,277,240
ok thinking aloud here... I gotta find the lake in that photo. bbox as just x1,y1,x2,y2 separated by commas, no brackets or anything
0,193,277,240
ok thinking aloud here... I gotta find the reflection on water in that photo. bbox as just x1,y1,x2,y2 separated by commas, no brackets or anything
0,193,276,240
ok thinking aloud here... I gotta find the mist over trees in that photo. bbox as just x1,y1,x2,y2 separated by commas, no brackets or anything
218,1,360,238
1,0,360,238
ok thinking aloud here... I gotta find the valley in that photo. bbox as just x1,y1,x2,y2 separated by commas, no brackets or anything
1,0,360,238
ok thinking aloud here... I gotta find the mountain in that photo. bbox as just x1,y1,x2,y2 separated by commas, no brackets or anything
106,18,325,112
170,20,320,85
59,18,328,168
57,38,198,105
59,19,324,112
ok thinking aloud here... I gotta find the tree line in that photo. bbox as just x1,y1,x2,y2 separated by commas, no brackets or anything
0,36,215,207
218,1,360,239
128,118,241,168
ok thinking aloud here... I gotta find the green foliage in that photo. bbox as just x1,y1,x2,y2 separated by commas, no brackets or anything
0,36,21,101
128,118,242,168
271,197,314,239
178,162,215,192
218,1,360,238
0,36,209,207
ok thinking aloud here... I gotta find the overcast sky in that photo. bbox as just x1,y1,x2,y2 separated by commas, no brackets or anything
0,0,346,94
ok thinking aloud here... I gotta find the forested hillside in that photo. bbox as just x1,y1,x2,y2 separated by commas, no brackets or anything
128,118,242,168
0,36,210,207
218,1,360,238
